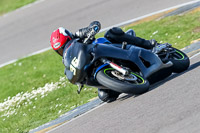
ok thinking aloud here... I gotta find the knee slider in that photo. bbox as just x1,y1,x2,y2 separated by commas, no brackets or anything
110,27,125,35
104,27,125,43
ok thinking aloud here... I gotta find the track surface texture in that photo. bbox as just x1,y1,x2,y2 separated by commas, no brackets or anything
0,0,193,65
49,53,200,133
1,0,199,132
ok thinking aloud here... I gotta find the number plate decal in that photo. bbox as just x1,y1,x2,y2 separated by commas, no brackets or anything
70,57,78,75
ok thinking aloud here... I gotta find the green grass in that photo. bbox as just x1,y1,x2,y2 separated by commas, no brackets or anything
0,50,64,102
1,9,200,133
122,11,200,49
0,82,97,132
0,50,97,132
0,0,37,15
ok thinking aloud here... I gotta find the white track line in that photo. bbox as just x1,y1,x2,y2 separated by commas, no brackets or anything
190,51,200,59
100,0,200,32
46,102,107,133
1,0,200,68
0,0,46,18
0,47,51,68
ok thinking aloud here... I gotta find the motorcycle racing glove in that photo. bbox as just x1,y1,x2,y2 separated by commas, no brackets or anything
75,21,101,43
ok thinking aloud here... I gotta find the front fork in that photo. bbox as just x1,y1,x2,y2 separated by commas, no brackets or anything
100,58,129,75
94,58,129,79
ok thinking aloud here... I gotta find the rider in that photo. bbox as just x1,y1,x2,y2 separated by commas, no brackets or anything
50,21,170,102
50,21,166,56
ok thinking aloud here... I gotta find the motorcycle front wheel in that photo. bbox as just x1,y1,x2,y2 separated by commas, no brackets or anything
96,68,150,94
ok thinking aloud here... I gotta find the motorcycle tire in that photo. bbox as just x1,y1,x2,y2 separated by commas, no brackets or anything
98,88,121,103
168,48,190,73
96,67,150,94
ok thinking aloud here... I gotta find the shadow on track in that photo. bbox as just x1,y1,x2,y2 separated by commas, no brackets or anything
117,61,200,102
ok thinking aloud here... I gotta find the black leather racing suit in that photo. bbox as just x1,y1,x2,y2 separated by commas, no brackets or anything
73,21,155,49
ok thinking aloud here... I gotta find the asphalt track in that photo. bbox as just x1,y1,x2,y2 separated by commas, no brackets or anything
48,53,200,133
0,0,199,132
0,0,194,65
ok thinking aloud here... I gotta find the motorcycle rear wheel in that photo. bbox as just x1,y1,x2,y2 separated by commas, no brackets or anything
96,68,149,94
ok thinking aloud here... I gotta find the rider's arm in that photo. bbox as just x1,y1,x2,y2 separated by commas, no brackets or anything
131,36,154,49
74,27,88,39
104,27,155,49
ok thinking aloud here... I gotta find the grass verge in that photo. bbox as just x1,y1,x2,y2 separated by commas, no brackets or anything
1,9,200,133
123,10,200,49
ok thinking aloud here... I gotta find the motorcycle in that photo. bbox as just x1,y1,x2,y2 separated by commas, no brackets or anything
62,24,190,102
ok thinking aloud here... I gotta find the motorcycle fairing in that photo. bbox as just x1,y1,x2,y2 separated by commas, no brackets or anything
63,39,92,84
92,37,111,44
63,38,171,85
92,43,169,79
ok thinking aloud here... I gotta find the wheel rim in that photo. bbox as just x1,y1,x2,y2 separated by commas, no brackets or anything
172,50,185,60
104,68,145,84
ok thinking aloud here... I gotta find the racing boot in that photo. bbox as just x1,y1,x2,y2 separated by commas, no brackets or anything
150,39,171,54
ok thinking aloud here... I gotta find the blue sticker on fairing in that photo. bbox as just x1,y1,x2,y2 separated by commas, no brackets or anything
92,37,111,44
94,63,109,79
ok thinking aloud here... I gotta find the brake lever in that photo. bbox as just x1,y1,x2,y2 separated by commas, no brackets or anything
83,33,92,44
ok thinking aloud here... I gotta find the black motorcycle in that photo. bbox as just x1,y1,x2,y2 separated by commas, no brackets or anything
62,23,190,102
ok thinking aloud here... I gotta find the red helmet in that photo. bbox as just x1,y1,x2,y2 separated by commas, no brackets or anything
50,27,73,56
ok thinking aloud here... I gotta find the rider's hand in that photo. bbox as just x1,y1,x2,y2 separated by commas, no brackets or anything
74,21,101,41
87,21,101,37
